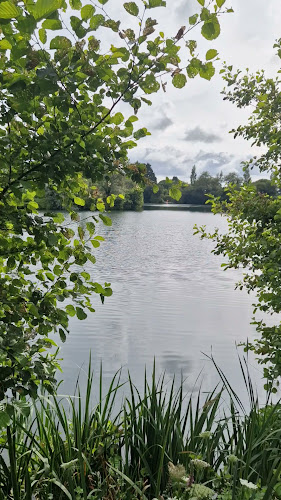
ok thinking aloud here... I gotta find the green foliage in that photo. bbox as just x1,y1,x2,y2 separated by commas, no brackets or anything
0,0,233,408
144,168,247,205
173,73,187,89
1,358,281,499
124,2,139,16
196,51,281,385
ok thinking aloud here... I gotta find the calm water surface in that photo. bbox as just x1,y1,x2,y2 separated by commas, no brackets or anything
59,208,265,401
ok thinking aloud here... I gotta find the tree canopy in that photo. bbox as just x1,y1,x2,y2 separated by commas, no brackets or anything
195,50,281,387
0,0,233,417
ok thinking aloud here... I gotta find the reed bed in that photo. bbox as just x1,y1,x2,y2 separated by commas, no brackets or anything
0,358,280,499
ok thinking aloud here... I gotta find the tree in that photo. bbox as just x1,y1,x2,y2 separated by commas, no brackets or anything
0,0,232,416
195,47,281,386
224,171,242,187
145,163,157,184
243,164,251,184
190,165,197,185
181,171,223,204
252,179,277,197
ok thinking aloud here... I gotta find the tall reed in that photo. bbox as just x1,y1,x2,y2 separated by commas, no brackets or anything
0,357,280,499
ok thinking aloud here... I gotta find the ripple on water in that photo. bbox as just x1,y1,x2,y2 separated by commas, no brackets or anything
58,210,267,404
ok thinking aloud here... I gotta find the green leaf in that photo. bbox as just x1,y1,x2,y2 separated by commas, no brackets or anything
89,14,105,30
96,201,105,211
141,97,152,106
59,329,67,343
112,112,124,125
50,36,72,50
16,14,37,34
29,304,40,318
70,0,82,9
0,2,21,19
66,304,76,317
81,4,95,20
28,0,63,21
78,226,84,240
197,0,205,5
199,62,215,80
153,185,159,194
169,186,182,201
124,2,139,16
186,57,202,78
0,411,11,428
76,307,87,320
98,0,109,3
43,338,57,346
74,197,85,207
99,214,112,226
39,28,47,44
216,0,226,6
42,18,62,30
0,39,12,50
189,14,198,25
201,18,220,40
86,221,95,236
140,73,160,94
148,0,166,7
134,128,150,140
172,73,187,89
206,49,218,60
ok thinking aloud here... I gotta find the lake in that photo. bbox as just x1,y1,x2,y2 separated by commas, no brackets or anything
59,207,265,403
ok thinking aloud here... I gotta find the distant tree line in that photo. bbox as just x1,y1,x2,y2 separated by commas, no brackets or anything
144,164,278,205
37,163,277,211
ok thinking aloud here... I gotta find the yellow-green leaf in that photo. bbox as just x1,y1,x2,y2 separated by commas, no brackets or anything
28,0,63,21
169,186,182,201
81,4,95,20
39,28,47,44
0,2,21,19
0,39,12,50
74,197,85,206
206,49,218,60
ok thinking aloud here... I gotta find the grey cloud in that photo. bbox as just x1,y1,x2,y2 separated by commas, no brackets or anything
184,127,221,144
134,146,191,179
149,115,173,131
174,0,198,22
195,151,233,170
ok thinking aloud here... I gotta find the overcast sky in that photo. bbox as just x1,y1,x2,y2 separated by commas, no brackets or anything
95,0,281,181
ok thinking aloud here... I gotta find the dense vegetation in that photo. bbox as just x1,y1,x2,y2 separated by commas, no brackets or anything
38,172,144,211
196,46,281,387
144,165,277,205
1,0,281,498
2,360,281,499
0,0,229,411
38,163,278,210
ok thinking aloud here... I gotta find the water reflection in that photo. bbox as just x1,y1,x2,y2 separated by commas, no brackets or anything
58,209,266,405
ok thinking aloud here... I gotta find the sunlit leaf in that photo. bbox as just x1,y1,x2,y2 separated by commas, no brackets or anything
81,4,95,20
206,49,218,60
28,0,63,21
0,2,21,19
